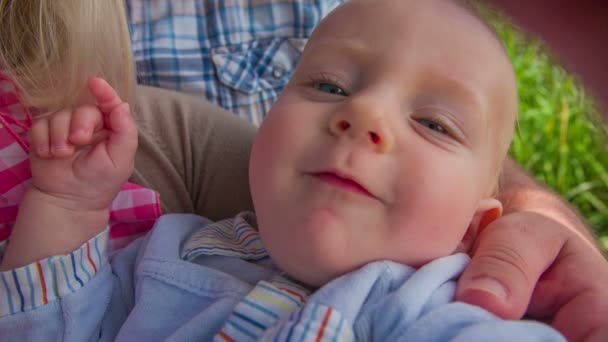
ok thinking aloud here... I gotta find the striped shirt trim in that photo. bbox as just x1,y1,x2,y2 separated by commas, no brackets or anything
269,303,353,342
182,211,267,261
215,278,311,342
0,228,109,317
216,284,353,342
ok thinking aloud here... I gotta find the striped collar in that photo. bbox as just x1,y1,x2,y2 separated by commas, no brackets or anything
182,211,267,262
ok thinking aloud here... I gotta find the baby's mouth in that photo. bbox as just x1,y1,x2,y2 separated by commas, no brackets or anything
310,171,377,199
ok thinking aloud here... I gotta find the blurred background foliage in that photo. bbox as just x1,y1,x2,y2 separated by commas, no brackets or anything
493,18,608,252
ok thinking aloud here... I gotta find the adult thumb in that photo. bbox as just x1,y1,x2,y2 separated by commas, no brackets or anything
455,211,564,319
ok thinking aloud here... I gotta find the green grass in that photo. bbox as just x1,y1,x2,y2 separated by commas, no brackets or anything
494,21,608,251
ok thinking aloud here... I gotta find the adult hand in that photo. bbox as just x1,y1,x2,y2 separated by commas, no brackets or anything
455,202,608,341
454,158,608,341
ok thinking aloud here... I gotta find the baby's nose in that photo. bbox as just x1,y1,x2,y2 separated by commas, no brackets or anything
328,105,394,153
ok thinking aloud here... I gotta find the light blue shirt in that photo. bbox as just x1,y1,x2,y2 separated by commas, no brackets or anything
0,213,564,341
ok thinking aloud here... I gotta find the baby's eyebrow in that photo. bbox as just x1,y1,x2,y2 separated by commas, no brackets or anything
412,74,487,138
303,39,373,64
422,74,484,114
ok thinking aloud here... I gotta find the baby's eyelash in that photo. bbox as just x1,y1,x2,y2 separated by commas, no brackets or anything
414,113,464,143
417,118,450,135
307,73,350,95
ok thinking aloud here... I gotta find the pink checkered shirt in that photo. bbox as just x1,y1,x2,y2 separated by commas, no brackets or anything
0,75,161,250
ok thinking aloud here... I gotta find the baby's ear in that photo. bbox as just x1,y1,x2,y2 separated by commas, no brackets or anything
456,198,503,254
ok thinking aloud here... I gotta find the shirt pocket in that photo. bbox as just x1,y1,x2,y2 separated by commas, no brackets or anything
211,37,306,95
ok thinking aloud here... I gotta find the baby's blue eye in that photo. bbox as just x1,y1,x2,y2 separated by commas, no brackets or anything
417,118,449,135
316,82,348,96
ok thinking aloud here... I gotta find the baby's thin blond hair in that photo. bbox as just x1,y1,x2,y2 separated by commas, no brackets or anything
0,0,135,112
455,0,519,196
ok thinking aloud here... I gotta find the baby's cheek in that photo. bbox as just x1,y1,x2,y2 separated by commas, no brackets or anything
388,200,469,262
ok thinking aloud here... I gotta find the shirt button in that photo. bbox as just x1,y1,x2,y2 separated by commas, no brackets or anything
272,65,286,79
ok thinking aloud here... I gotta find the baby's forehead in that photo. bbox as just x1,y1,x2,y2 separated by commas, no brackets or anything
309,0,508,68
307,0,515,97
318,0,483,32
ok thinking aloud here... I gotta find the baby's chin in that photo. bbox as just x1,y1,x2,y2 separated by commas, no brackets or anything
273,251,367,288
272,246,452,287
284,266,351,289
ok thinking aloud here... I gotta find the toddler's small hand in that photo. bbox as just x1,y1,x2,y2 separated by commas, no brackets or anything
28,78,137,212
31,105,103,158
86,77,138,170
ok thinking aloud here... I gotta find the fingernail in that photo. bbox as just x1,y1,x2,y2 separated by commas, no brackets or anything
75,128,91,137
37,146,49,155
466,277,509,301
53,142,69,151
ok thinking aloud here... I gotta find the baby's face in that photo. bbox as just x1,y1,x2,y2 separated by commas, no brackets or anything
249,0,517,286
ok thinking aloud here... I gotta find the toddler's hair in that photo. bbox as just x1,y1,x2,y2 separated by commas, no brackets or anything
0,0,135,112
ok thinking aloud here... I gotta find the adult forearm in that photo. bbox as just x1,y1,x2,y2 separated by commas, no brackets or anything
498,157,597,246
131,86,255,219
0,188,108,270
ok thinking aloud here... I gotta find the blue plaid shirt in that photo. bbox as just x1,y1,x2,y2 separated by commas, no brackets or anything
127,0,344,126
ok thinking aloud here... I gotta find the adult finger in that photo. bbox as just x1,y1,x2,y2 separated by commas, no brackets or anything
528,235,608,341
550,287,608,341
455,211,565,319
